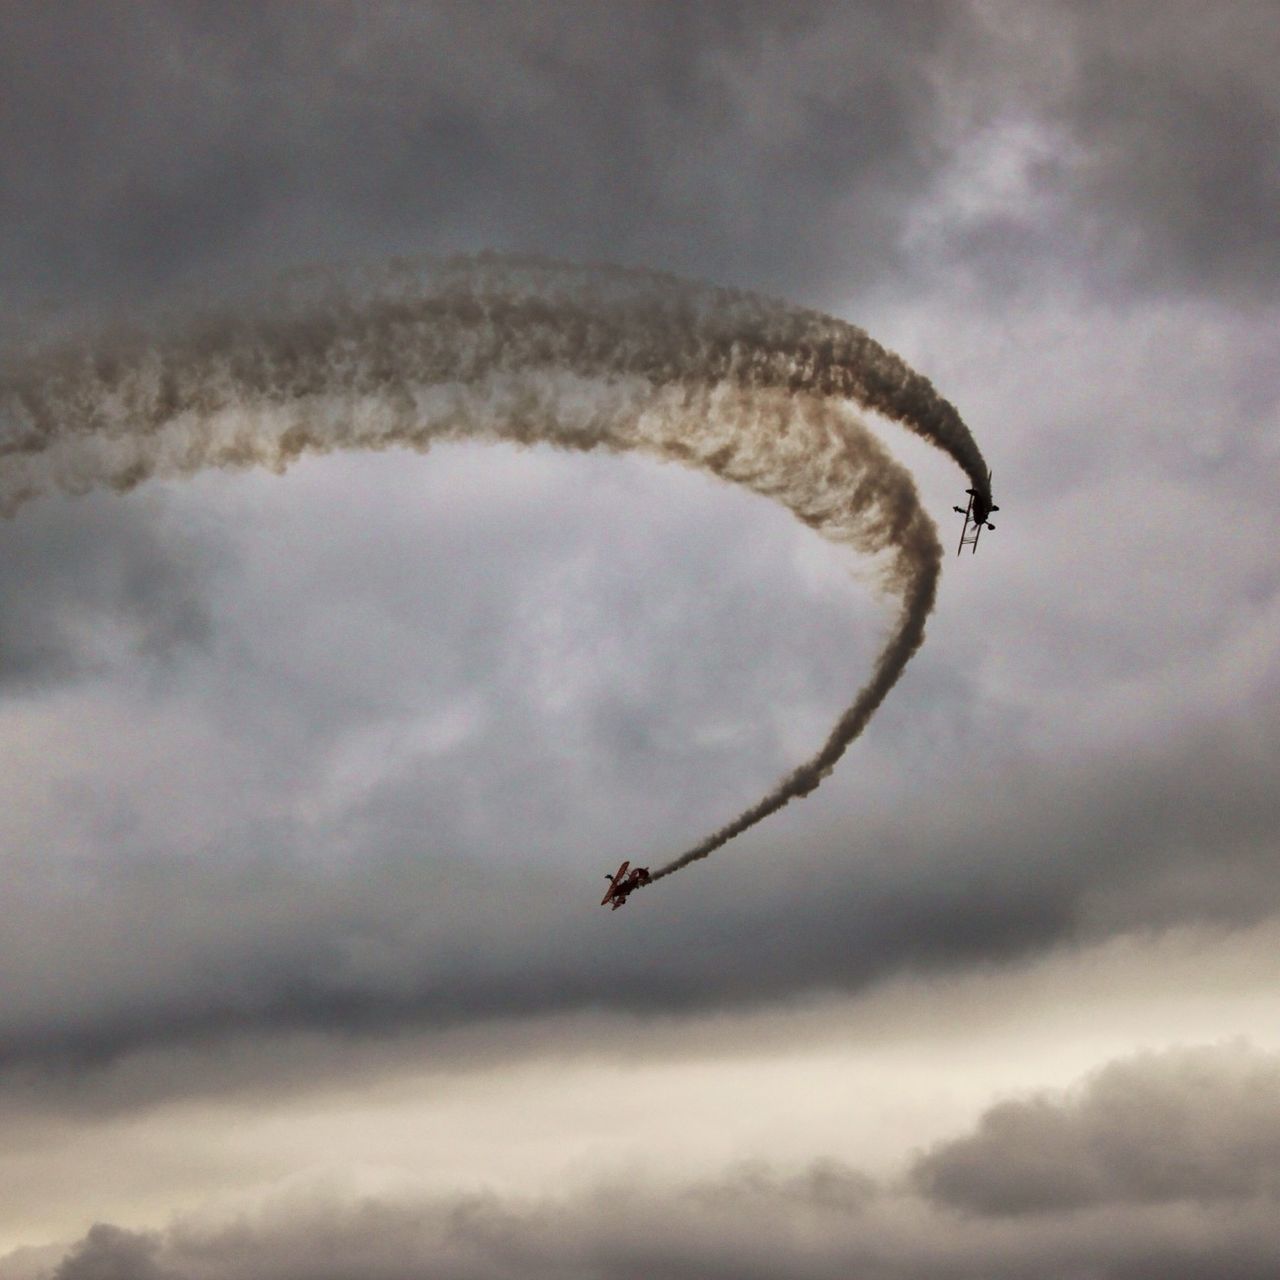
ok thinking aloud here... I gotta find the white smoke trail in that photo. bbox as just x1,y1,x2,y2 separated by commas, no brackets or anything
1,255,987,890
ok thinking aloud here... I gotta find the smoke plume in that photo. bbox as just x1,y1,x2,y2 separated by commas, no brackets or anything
1,254,988,889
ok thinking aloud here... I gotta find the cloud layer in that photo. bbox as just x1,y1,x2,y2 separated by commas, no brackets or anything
9,1045,1279,1280
4,1,1276,321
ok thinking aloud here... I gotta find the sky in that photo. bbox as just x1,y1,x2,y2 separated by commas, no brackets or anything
1,2,1278,1276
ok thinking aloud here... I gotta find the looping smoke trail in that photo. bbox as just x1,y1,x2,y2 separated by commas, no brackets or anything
0,254,988,889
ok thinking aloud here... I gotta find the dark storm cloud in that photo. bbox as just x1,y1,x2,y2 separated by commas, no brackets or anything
0,0,955,319
4,0,1275,330
12,1047,1280,1280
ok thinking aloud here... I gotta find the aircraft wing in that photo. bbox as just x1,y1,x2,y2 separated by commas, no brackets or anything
601,861,630,906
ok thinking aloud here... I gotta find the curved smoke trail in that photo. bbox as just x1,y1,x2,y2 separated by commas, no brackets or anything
0,254,989,889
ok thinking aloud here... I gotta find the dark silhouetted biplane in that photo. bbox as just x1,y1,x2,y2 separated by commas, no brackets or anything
954,471,998,555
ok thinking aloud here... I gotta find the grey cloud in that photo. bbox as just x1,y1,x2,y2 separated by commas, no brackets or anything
50,1225,171,1280
5,0,1275,335
0,492,216,690
1059,3,1280,303
1,670,1276,1084
0,0,958,319
693,1156,878,1213
11,1048,1280,1280
881,2,1280,306
912,1042,1280,1214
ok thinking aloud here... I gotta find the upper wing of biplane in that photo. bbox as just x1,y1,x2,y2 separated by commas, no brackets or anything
601,860,630,906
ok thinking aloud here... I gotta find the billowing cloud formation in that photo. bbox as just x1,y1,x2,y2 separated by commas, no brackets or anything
10,1045,1280,1280
914,1041,1280,1213
2,679,1277,1081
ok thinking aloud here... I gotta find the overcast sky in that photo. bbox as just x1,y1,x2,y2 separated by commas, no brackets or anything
2,2,1278,1276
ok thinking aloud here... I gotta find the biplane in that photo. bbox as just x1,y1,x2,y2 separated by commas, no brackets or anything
601,860,651,911
953,471,998,555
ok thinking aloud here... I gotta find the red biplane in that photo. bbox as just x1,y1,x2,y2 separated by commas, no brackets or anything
601,860,651,911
